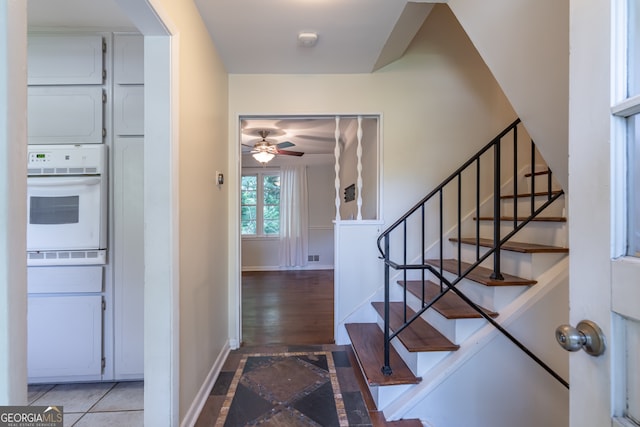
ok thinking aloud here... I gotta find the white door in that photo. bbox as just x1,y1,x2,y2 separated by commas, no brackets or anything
569,1,640,426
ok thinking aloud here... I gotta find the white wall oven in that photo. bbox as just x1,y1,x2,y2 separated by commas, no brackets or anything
27,144,107,266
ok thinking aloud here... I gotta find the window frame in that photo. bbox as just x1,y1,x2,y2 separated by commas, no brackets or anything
241,170,281,239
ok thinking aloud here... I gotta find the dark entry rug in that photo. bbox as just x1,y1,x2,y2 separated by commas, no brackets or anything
214,351,368,426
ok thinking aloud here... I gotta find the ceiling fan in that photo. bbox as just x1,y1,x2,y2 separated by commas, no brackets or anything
244,130,303,164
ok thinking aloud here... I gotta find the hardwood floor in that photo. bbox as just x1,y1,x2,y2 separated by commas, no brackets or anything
241,270,334,346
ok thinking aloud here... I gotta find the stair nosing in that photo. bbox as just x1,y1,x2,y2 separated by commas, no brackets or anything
345,322,421,387
474,216,566,223
398,279,498,319
371,301,459,352
450,237,569,254
500,190,563,199
424,258,537,286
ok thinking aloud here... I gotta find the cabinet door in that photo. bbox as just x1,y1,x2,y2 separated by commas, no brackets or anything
113,34,144,84
114,85,144,136
28,35,103,85
113,137,144,379
28,295,103,382
28,86,104,144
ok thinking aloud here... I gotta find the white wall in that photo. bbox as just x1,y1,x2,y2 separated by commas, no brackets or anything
120,0,231,423
230,4,515,240
168,3,229,422
404,277,569,427
0,0,28,405
448,0,570,191
229,4,517,345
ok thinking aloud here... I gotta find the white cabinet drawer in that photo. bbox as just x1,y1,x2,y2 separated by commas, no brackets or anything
28,34,104,85
28,86,104,144
28,266,103,294
28,295,103,382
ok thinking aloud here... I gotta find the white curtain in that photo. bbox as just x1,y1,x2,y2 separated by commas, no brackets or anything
279,165,309,267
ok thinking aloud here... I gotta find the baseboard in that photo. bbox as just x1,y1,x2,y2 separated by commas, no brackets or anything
180,340,231,427
241,264,334,272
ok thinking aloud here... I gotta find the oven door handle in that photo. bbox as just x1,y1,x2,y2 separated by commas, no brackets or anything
27,177,101,187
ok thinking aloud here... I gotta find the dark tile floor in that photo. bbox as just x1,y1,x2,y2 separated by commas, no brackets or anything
195,344,372,427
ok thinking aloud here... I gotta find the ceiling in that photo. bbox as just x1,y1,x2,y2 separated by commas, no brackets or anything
27,0,435,74
26,0,435,155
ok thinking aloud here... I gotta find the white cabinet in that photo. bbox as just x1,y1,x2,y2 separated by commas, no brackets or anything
28,86,104,144
111,33,145,379
112,137,144,379
28,295,103,382
28,34,104,85
27,265,104,383
114,86,144,136
113,34,144,136
113,34,143,84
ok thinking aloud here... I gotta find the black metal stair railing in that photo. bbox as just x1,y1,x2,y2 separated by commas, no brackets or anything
376,118,568,389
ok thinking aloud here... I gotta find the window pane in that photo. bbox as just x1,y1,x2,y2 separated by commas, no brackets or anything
241,175,257,191
629,0,640,97
264,219,279,234
263,175,280,235
628,114,640,256
241,191,257,205
241,205,256,234
240,175,257,236
241,220,256,235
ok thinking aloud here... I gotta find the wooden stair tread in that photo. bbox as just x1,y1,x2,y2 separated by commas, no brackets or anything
372,302,459,352
345,323,421,387
425,258,537,286
500,190,563,199
524,170,551,177
450,237,568,253
398,280,498,319
475,216,566,222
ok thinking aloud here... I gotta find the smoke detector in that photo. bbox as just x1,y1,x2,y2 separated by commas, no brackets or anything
298,32,318,47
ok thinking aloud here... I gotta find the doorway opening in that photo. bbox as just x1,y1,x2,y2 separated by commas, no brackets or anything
237,115,380,346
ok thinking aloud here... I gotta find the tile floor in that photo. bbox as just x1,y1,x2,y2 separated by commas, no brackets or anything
28,381,143,427
195,344,373,426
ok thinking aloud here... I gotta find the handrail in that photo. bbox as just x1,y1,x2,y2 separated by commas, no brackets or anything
376,118,568,389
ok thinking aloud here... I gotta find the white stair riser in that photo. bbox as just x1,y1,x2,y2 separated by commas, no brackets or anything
403,290,486,345
446,276,528,312
523,171,562,194
371,383,414,411
455,244,567,279
499,196,566,217
471,221,568,247
375,316,450,376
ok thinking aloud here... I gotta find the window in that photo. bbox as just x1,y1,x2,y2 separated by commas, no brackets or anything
612,0,640,257
241,172,280,236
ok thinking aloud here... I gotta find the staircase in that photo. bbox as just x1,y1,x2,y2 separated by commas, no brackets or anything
344,119,569,424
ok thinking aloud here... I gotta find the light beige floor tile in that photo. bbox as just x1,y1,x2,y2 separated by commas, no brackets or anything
73,410,143,427
63,412,83,427
91,381,143,412
31,382,115,413
27,383,55,404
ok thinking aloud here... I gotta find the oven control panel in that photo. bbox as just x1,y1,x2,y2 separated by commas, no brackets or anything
27,144,106,175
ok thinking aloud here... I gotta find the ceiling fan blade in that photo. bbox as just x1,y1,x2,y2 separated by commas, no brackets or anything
276,141,295,149
277,149,304,157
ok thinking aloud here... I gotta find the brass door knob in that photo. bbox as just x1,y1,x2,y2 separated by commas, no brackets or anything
555,320,605,356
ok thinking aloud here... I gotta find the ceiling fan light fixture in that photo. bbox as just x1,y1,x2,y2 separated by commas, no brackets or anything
252,150,276,164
